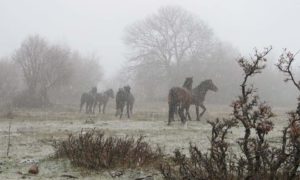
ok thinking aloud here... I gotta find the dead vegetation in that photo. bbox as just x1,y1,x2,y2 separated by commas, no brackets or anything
53,129,164,170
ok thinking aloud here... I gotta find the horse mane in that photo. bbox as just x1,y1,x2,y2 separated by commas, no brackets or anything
182,77,193,90
193,79,213,93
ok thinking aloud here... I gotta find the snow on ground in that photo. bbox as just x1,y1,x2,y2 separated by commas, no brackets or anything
0,104,293,179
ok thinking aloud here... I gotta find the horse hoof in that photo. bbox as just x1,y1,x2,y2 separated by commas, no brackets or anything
182,122,188,129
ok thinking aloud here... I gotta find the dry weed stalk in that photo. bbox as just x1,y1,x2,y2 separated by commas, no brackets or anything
6,119,12,157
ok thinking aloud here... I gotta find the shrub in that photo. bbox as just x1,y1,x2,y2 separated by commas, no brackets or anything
53,129,163,170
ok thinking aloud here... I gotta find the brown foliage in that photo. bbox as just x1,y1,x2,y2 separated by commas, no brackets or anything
53,129,163,170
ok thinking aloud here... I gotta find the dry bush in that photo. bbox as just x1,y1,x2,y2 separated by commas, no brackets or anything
160,47,300,180
275,49,300,179
53,129,163,170
160,118,238,180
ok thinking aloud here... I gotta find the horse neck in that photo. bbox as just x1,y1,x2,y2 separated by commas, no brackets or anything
183,82,192,91
193,83,209,98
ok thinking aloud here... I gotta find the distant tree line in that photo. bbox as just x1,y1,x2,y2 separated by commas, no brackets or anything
1,6,298,108
0,35,103,108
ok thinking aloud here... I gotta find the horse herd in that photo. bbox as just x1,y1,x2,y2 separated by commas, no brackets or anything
168,77,218,125
80,86,134,119
79,77,218,125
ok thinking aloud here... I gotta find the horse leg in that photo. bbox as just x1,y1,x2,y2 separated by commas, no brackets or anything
88,103,91,114
115,103,119,117
126,103,130,119
168,103,175,125
115,108,119,117
92,102,96,114
80,101,84,112
130,104,133,116
196,105,200,121
98,102,101,114
92,101,96,114
85,103,88,114
199,104,206,120
186,106,192,121
174,105,178,115
88,102,93,114
119,104,124,119
103,102,107,114
90,102,94,114
178,105,186,124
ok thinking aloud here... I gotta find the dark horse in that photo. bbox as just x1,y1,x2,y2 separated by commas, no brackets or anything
80,87,97,114
93,89,114,114
186,79,218,121
168,77,193,125
115,85,135,119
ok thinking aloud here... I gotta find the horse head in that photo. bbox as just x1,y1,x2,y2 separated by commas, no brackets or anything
183,77,193,90
205,79,218,92
124,85,131,93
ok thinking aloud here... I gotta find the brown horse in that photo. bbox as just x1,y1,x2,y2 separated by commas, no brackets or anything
186,79,218,121
168,77,193,125
174,79,218,121
79,87,97,114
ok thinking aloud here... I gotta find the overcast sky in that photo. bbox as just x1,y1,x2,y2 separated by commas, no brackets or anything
0,0,299,77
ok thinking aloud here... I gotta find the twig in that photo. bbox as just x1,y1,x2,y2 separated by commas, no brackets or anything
6,119,12,156
60,174,78,179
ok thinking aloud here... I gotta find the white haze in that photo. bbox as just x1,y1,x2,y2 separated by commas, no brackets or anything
0,0,299,78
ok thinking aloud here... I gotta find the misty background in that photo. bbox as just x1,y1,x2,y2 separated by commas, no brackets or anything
0,0,299,109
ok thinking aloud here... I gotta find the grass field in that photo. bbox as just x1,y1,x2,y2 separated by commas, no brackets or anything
0,102,294,179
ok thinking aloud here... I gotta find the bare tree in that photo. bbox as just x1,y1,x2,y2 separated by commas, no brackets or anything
40,45,72,104
124,6,214,83
13,35,72,107
50,52,103,105
123,6,242,102
0,58,21,107
13,35,48,96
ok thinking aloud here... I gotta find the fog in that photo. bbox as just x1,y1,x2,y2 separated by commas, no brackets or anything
0,0,300,108
1,0,300,76
2,2,300,179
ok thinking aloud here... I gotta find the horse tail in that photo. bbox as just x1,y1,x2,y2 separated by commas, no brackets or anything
168,88,177,125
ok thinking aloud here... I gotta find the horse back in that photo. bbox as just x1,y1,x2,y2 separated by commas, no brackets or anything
168,87,192,105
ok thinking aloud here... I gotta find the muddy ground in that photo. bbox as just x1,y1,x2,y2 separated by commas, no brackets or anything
0,103,293,179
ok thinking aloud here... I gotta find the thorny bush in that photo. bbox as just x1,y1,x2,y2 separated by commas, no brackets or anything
53,129,163,170
160,47,300,180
